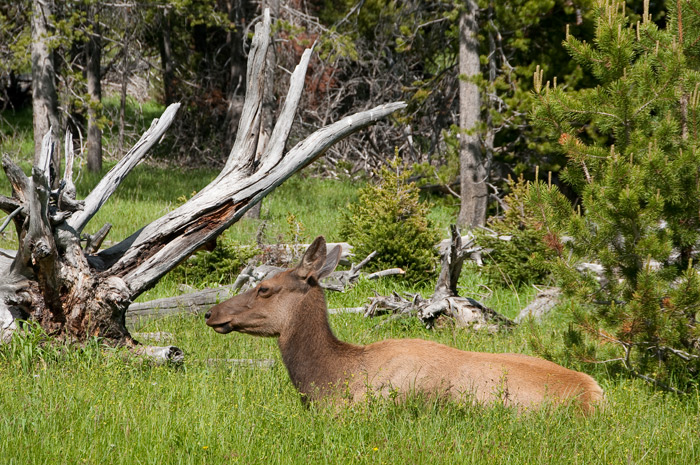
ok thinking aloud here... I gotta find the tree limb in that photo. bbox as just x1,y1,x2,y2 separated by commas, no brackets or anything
66,102,181,233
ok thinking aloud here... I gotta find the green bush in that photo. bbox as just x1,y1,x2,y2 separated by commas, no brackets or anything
480,175,558,287
340,157,440,284
530,1,700,390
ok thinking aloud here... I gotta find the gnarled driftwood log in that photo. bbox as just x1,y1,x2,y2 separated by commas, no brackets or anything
365,225,514,331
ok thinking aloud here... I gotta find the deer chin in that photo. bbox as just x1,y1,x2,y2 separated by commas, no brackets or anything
206,320,236,334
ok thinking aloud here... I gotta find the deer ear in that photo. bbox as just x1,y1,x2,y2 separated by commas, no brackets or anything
297,236,327,279
316,245,341,280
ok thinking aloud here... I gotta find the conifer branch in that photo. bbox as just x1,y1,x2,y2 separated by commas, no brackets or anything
632,77,673,120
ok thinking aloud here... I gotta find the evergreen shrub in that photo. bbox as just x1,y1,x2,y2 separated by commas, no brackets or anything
171,238,259,288
531,0,700,390
480,175,558,287
340,157,440,285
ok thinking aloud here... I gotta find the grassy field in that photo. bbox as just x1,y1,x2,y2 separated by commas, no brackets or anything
1,115,699,463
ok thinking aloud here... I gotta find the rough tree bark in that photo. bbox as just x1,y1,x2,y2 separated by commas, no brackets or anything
0,10,405,349
31,0,60,175
457,1,489,228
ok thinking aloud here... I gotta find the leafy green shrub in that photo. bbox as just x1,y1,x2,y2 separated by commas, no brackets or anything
340,157,440,284
480,175,559,287
170,237,259,288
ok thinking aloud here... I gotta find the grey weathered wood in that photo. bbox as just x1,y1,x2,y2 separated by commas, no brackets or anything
132,332,175,343
126,285,239,326
134,345,184,364
328,307,365,315
67,103,181,233
206,358,276,368
114,99,404,297
514,287,561,323
0,7,404,348
365,225,513,331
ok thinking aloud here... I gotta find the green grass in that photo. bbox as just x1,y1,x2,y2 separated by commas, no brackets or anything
2,301,699,465
0,105,34,160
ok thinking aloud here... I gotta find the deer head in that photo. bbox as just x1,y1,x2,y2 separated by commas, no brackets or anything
205,236,341,337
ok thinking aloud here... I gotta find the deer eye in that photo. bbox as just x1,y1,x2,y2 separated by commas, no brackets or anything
257,286,271,297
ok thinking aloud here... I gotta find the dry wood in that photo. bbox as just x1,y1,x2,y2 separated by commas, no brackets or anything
126,285,239,326
514,287,561,323
134,345,184,364
364,225,513,331
0,7,405,355
132,332,175,343
206,358,276,368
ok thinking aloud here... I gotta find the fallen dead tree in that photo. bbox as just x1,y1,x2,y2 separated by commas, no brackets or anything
514,287,562,323
126,285,239,327
0,9,405,362
125,250,403,324
232,250,404,293
365,225,514,331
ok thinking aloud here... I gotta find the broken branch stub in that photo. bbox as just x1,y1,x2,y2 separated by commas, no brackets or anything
364,225,514,331
0,7,405,355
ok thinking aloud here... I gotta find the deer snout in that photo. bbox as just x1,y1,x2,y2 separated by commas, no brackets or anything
205,304,235,333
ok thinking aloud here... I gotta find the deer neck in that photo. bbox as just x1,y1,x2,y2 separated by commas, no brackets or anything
277,287,362,400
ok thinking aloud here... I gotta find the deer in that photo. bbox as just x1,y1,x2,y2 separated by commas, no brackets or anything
205,236,604,414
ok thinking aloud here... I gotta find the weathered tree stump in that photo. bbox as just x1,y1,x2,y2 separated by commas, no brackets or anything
0,9,405,359
365,225,514,331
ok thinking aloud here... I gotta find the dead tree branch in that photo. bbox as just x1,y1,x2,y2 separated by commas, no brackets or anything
0,8,405,356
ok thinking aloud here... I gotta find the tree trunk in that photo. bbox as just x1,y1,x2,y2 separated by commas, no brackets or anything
118,5,131,154
31,0,60,178
86,9,103,173
457,1,489,228
245,0,280,220
224,0,251,155
159,8,175,105
0,9,405,346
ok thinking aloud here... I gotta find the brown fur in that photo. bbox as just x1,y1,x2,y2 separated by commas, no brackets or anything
206,236,603,413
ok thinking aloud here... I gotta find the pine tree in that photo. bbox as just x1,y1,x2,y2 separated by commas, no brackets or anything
530,0,700,391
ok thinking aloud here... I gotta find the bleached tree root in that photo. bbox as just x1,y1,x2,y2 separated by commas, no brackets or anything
364,225,514,331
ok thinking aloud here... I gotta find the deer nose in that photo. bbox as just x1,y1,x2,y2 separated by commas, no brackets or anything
204,310,211,320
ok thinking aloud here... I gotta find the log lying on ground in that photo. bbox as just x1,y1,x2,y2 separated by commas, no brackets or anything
514,287,561,323
206,358,276,368
126,284,239,327
365,225,514,331
126,251,402,323
132,332,175,343
134,345,184,365
0,7,404,357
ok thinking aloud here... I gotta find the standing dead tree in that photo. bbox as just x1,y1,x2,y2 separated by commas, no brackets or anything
0,10,405,354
